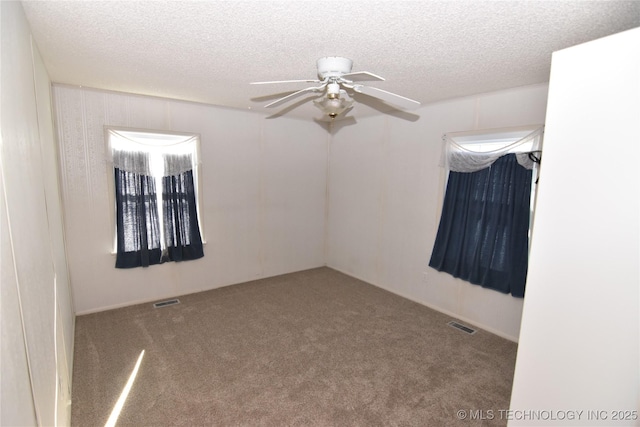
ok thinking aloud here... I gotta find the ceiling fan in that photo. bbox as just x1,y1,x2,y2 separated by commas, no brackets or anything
251,57,421,119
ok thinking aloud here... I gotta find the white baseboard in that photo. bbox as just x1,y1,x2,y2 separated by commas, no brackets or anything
75,264,327,316
326,265,519,343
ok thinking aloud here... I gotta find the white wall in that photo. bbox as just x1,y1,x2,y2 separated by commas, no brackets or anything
509,28,639,426
53,86,328,314
1,2,74,425
327,84,548,341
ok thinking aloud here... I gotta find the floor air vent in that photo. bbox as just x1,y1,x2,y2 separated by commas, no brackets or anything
447,321,476,335
153,299,180,308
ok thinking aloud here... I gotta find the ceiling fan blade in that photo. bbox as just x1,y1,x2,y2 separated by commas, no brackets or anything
264,85,325,108
340,71,385,82
250,79,321,85
351,85,421,110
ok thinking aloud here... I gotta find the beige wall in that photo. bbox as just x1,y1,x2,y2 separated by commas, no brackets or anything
1,2,74,425
327,84,549,341
52,86,329,314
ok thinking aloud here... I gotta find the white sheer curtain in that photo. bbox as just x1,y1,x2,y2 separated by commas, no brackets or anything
108,128,199,176
112,148,152,175
163,152,194,177
442,126,543,172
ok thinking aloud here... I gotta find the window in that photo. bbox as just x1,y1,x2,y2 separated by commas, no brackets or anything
444,126,542,229
429,126,543,297
107,128,204,268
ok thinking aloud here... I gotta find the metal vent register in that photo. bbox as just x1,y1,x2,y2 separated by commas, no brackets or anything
153,299,180,308
447,321,476,335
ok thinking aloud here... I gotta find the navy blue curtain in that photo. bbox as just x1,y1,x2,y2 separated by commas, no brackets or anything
114,168,162,268
162,169,204,262
429,154,532,297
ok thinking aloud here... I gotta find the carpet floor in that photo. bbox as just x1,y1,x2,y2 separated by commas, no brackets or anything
71,267,517,426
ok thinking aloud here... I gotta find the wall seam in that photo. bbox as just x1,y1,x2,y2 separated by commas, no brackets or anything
0,151,40,426
30,34,74,425
322,124,332,265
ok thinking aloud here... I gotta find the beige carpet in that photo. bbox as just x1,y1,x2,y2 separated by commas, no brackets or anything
71,267,517,426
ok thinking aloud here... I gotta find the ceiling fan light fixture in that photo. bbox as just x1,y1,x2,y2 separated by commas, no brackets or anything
326,82,341,99
313,93,354,118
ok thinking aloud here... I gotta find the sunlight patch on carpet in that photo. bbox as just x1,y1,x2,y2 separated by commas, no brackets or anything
104,350,145,427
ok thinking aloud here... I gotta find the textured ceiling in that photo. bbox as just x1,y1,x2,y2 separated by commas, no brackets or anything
22,1,640,120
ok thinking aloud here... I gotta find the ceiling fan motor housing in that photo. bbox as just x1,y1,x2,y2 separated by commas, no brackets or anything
317,57,353,79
